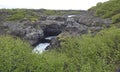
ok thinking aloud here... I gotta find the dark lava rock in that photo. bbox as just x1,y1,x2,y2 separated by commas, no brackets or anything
39,15,47,21
117,69,120,72
64,17,88,35
45,13,112,49
46,15,67,21
77,14,111,27
45,37,60,50
2,21,44,45
37,20,66,37
0,10,112,48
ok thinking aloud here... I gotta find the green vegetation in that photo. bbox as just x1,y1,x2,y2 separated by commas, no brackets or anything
0,9,81,21
0,35,39,72
0,27,120,72
89,0,120,23
56,27,120,72
44,10,56,15
1,9,38,21
42,9,81,15
0,35,69,72
6,11,26,21
112,13,120,23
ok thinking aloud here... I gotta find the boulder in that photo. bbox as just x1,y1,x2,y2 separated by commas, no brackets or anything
74,14,111,27
23,27,44,45
64,17,88,35
45,37,60,50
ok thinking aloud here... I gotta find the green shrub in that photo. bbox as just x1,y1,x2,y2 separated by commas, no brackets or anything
0,35,70,72
112,13,120,23
1,27,120,72
44,10,56,15
29,17,38,22
0,35,39,72
6,13,25,21
56,27,120,72
95,0,120,18
5,9,38,21
89,0,120,23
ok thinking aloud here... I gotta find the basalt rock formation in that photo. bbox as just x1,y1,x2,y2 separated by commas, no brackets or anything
0,9,112,47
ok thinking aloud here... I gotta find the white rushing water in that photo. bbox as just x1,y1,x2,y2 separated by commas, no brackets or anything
33,43,50,53
45,36,56,40
68,15,76,17
33,36,56,53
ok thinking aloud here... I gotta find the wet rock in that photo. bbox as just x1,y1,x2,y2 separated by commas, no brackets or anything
45,37,60,50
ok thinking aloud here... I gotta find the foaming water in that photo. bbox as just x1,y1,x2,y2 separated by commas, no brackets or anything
33,43,50,53
33,36,56,53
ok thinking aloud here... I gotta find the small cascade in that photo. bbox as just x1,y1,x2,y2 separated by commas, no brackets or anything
32,36,56,53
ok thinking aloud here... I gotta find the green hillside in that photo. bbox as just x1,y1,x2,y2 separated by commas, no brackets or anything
89,0,120,24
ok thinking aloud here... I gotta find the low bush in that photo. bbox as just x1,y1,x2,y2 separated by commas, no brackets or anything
112,13,120,23
55,27,120,72
89,0,120,23
0,35,38,72
0,27,120,72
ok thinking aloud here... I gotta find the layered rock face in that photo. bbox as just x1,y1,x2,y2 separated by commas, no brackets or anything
0,10,112,47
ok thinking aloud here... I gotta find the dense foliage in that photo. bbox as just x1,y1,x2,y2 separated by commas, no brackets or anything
0,27,120,72
89,0,120,23
0,35,36,72
56,27,120,72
